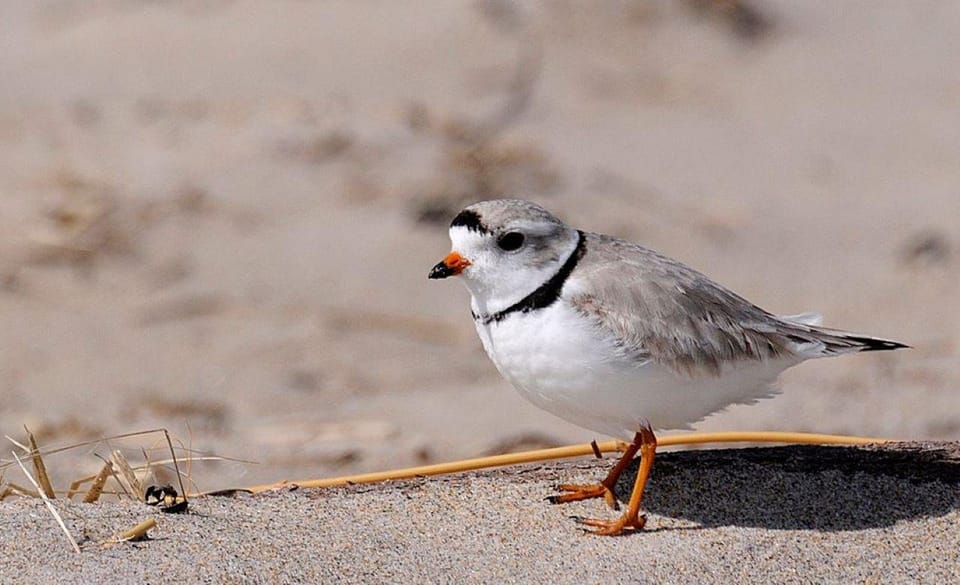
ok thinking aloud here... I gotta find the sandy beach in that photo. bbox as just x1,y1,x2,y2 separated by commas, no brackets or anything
2,442,958,583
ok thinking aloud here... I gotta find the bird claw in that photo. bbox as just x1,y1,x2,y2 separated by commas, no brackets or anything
573,513,647,536
546,483,620,510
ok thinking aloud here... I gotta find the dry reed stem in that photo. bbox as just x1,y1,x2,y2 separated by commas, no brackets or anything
26,429,56,499
161,428,189,509
12,452,81,554
4,435,28,452
83,460,114,503
110,450,143,500
243,431,894,494
5,483,41,498
66,477,85,499
118,517,157,543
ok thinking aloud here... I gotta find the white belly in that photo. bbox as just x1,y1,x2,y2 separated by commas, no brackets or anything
475,302,793,439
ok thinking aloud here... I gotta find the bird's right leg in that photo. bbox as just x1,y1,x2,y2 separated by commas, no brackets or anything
546,432,642,510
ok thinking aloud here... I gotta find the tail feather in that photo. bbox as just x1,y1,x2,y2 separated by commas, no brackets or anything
781,320,910,358
838,334,910,352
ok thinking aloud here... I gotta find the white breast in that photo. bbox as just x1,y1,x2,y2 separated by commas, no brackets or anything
474,301,794,439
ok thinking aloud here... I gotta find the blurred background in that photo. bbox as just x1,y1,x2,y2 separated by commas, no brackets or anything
0,1,957,489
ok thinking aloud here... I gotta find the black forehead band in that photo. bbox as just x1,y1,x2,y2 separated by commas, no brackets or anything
450,209,490,234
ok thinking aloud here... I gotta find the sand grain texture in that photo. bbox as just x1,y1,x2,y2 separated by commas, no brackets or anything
2,443,958,583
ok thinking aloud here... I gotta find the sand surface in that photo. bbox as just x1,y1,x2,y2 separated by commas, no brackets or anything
0,1,958,580
2,443,958,583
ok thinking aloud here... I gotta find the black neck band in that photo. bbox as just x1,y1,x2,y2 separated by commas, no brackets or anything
473,230,586,325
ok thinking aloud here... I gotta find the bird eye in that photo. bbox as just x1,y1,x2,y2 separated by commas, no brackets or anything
496,231,525,251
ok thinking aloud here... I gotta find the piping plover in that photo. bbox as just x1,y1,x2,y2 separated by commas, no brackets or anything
428,199,907,535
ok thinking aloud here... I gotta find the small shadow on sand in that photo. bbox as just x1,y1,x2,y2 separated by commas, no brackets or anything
607,443,960,531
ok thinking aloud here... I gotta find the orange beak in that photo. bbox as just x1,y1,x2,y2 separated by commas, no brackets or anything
428,251,471,279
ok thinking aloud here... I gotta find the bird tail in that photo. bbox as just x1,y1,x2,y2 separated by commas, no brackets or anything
777,313,909,357
824,332,910,353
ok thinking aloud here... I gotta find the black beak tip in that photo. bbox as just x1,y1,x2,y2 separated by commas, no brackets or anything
428,262,453,280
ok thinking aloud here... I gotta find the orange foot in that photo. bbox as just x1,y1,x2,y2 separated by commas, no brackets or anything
561,425,658,537
574,513,647,536
546,483,619,510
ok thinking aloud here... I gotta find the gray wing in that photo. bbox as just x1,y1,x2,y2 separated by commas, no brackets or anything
567,233,900,376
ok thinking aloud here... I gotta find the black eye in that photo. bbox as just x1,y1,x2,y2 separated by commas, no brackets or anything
497,231,525,251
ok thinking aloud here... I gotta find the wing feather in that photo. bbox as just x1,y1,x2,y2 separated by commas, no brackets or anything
566,234,833,376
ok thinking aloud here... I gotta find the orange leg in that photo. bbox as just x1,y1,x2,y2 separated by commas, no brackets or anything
575,425,657,536
547,432,642,510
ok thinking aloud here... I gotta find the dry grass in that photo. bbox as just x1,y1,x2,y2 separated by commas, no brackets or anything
0,425,242,552
0,428,199,550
